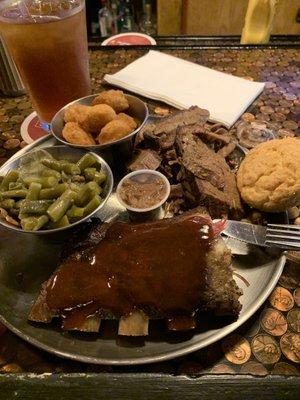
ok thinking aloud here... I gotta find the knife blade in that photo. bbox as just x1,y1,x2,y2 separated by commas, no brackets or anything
222,220,267,247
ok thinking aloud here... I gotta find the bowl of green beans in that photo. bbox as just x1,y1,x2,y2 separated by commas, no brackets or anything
0,146,113,234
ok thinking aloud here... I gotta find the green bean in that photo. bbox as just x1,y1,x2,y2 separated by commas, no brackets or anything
41,159,80,175
67,205,85,219
77,153,97,171
48,215,70,229
42,169,61,180
75,181,101,206
20,200,53,215
69,183,82,192
1,189,27,199
84,168,106,184
0,170,19,190
21,215,49,231
26,182,42,200
83,195,102,216
39,183,68,200
0,199,15,210
47,189,76,222
71,175,85,183
23,176,58,189
8,182,24,190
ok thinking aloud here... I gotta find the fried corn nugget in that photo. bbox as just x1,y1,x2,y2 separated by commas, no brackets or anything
116,113,137,130
63,104,90,125
62,122,96,146
81,104,116,133
92,90,129,113
98,119,133,144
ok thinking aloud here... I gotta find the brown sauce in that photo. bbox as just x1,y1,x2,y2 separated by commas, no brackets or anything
118,173,168,209
45,216,214,328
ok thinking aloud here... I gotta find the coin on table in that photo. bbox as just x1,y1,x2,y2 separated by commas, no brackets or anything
272,362,300,375
222,333,251,364
260,106,274,114
0,363,23,373
294,288,300,307
271,112,287,122
240,361,268,376
278,128,295,138
283,120,299,131
251,334,281,364
287,308,300,333
260,308,288,336
210,364,235,374
269,287,294,311
280,333,300,363
275,107,290,115
241,112,255,122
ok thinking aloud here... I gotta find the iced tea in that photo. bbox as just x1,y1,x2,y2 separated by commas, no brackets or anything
0,0,91,123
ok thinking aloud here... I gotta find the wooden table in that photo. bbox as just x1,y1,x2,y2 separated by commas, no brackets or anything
0,37,299,399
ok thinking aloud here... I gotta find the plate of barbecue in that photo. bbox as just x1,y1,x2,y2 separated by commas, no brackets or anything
0,106,286,365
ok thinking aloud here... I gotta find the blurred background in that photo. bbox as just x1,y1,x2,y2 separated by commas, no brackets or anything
86,0,299,38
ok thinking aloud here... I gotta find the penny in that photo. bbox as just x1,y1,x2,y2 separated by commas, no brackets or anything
3,139,20,150
275,107,290,115
241,112,255,122
256,113,270,121
154,107,170,116
269,287,294,311
0,131,17,140
177,361,203,375
294,288,300,306
20,141,28,149
14,343,42,367
0,363,23,373
210,364,235,374
287,308,300,333
260,106,274,114
277,128,295,138
222,333,251,364
280,333,300,363
290,81,300,89
272,362,300,375
250,121,267,131
265,82,276,89
284,93,297,101
271,112,287,122
260,308,288,336
282,120,298,130
10,115,24,123
0,334,17,365
240,361,268,376
279,99,293,107
17,101,31,110
252,334,281,364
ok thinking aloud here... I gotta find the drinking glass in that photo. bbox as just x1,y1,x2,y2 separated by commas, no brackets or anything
0,0,91,124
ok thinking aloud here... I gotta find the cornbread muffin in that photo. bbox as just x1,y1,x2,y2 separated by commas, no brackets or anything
237,138,300,212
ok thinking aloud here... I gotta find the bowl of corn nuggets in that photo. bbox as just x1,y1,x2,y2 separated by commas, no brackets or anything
0,146,113,233
51,90,148,150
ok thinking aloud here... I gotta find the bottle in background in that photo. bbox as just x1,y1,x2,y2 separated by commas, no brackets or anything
110,0,118,34
118,0,135,32
140,0,156,36
98,0,113,37
241,0,278,44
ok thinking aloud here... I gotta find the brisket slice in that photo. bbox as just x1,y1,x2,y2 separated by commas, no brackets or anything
176,127,243,219
28,212,242,329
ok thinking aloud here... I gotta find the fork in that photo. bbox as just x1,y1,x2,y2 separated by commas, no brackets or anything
265,224,300,250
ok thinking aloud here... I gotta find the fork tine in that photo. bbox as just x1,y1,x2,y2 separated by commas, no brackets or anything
267,224,300,230
267,227,300,235
265,239,300,250
266,233,300,241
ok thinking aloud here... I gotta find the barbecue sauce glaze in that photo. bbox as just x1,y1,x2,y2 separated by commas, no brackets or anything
45,216,214,329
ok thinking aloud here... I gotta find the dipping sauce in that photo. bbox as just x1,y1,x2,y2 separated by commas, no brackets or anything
118,172,169,210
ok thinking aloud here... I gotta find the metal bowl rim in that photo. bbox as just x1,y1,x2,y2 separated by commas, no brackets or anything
50,93,149,150
0,145,114,235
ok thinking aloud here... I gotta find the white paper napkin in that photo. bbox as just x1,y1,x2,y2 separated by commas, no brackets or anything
104,50,265,128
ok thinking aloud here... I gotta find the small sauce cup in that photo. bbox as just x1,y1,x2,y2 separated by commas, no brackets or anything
116,169,170,221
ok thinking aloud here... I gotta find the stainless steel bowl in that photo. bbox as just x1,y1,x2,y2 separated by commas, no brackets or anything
51,93,149,163
0,146,114,234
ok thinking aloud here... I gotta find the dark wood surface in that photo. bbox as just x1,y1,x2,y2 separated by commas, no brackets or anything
0,374,300,400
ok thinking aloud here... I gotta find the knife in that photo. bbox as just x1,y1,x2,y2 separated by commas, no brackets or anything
222,220,267,247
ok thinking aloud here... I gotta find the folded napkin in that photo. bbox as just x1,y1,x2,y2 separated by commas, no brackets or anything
104,50,265,128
